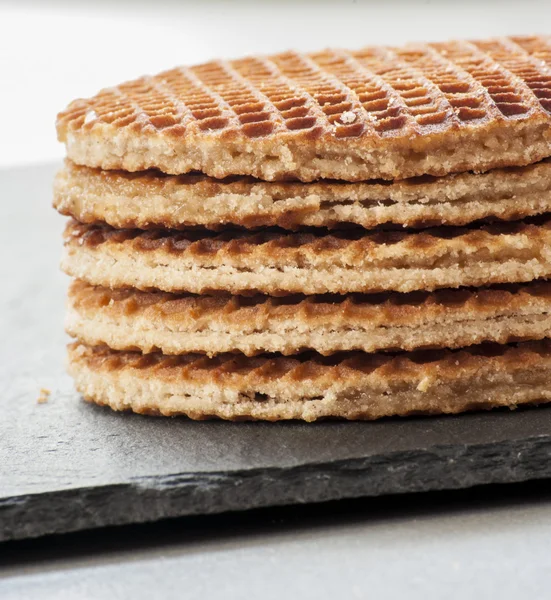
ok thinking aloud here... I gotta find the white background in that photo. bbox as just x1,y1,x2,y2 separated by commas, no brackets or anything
1,0,550,168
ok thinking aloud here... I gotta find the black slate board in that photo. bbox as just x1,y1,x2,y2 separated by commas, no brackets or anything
2,164,551,543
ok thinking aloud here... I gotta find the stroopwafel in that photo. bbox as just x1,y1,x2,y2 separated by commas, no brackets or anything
68,341,551,421
62,219,551,295
67,280,551,356
54,159,551,230
57,36,551,182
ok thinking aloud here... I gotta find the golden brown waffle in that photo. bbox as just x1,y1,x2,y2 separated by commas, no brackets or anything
67,280,551,356
54,159,551,230
56,36,551,182
62,219,551,295
68,340,551,421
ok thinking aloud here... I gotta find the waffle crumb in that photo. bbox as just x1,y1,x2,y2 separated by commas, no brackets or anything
83,110,97,124
37,388,51,404
416,377,432,392
340,111,356,124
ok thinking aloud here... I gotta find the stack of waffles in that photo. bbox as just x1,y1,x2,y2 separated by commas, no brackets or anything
55,36,551,421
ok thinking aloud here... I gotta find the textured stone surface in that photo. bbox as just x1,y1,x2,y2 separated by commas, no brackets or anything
2,163,551,542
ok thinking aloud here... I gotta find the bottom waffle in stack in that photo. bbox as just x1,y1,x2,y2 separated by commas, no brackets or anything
56,161,551,421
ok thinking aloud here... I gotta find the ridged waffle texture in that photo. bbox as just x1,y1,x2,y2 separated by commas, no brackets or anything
55,159,551,230
63,219,551,295
67,280,551,356
68,340,551,420
57,36,551,181
57,35,551,420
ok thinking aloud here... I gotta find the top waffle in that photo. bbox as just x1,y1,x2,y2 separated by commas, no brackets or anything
56,36,551,182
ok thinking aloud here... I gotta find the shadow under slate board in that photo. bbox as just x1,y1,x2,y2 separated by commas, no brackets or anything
1,163,551,542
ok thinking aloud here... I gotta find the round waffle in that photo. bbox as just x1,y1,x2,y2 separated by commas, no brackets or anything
62,219,551,295
54,159,551,230
68,341,551,421
67,280,551,356
57,37,551,182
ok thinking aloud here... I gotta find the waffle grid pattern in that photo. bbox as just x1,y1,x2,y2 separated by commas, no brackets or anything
69,281,551,327
57,36,551,419
70,339,551,383
66,218,551,259
59,36,551,142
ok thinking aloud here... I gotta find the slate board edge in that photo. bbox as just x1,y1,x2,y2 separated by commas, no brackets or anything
2,434,551,542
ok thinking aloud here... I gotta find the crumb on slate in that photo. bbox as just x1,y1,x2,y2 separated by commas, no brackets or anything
37,388,51,404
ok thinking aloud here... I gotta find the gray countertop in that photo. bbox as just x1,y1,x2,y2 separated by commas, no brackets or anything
3,482,551,599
